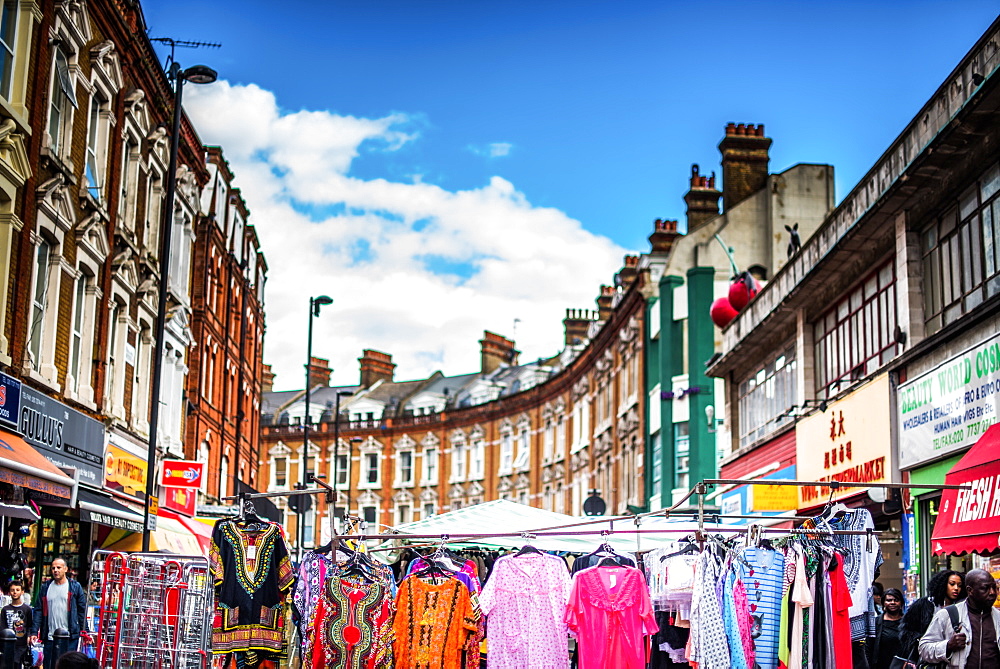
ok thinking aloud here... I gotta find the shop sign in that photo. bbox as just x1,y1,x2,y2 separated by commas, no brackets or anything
796,374,891,507
0,372,21,428
897,331,1000,469
163,487,197,516
104,437,148,500
719,465,796,522
81,509,144,533
19,386,105,486
752,479,799,511
160,460,204,489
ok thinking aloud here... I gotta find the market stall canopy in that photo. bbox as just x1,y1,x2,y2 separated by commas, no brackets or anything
0,431,76,500
379,500,702,553
931,423,1000,555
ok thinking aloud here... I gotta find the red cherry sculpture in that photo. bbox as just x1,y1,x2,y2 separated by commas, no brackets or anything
728,272,761,311
710,297,739,328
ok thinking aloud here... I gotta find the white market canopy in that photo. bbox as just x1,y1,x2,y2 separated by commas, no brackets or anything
375,500,718,554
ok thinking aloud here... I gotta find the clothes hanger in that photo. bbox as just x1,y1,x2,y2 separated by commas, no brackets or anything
660,542,699,561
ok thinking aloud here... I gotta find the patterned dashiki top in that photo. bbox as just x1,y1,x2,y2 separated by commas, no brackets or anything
311,572,395,669
210,520,294,655
479,553,572,669
393,576,479,669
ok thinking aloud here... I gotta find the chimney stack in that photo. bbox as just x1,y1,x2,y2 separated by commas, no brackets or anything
359,349,395,387
616,255,639,290
480,331,518,374
307,357,331,389
596,285,615,321
262,364,275,393
718,122,771,212
563,309,596,347
683,164,722,231
648,219,681,255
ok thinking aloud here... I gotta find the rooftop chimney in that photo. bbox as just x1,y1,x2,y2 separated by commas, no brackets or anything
683,164,722,231
648,219,681,255
261,364,275,393
718,122,772,212
359,349,395,387
616,255,639,290
563,309,597,347
307,357,331,389
596,285,615,321
480,331,518,374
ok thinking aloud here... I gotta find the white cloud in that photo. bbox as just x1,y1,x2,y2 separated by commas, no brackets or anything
468,142,513,158
184,82,628,390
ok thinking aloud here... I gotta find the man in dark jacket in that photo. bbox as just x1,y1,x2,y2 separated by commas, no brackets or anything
30,558,86,669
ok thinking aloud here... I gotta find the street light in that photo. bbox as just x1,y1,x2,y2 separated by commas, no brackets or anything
142,62,218,552
299,295,333,559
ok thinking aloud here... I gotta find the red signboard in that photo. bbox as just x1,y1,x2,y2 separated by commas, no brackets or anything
160,460,204,488
162,486,197,516
931,423,1000,555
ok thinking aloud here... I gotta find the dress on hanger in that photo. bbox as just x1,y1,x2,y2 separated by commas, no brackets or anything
565,565,658,669
312,571,394,669
210,520,294,655
393,576,479,669
479,553,572,669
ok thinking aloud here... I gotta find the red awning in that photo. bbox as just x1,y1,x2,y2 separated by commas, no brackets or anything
174,513,214,555
932,423,1000,555
0,430,76,499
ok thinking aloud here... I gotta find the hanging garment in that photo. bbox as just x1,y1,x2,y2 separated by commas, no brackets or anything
722,567,750,669
570,551,636,574
407,557,484,669
828,555,854,669
210,520,294,654
565,565,658,669
393,576,479,669
739,545,786,669
788,546,814,669
478,553,572,669
649,611,691,669
311,572,394,669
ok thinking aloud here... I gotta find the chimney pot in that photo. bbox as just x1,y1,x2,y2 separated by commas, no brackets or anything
718,121,772,212
359,349,395,386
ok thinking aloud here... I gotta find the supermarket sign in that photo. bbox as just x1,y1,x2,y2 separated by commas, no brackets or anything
160,460,204,489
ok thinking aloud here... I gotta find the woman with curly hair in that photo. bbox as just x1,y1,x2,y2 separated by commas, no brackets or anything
898,570,965,659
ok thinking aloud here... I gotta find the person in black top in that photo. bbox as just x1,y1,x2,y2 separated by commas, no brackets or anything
872,587,904,669
900,569,965,659
0,581,34,669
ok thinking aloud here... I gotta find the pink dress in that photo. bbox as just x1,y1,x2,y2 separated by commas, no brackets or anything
565,566,658,669
479,553,572,669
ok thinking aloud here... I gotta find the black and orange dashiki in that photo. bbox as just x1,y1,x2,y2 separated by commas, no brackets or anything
210,520,294,655
311,572,395,668
393,576,479,669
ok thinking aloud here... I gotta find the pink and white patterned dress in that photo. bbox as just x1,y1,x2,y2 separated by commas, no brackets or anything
479,553,572,669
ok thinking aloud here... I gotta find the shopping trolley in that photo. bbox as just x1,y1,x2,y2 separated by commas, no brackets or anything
90,551,213,669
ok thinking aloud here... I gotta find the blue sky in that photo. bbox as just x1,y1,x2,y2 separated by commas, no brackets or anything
142,2,999,389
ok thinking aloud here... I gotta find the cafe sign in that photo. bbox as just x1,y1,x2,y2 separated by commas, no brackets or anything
796,374,891,508
897,330,1000,470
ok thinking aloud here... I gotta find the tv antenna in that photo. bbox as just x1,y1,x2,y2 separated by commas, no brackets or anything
148,37,222,78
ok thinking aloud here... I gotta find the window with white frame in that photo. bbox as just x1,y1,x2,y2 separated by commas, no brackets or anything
555,416,566,459
469,440,485,480
737,345,797,449
518,490,528,506
85,93,109,200
118,137,139,230
363,453,380,485
423,502,435,518
273,457,287,487
27,238,51,366
513,425,530,470
303,507,315,546
397,504,410,525
499,431,513,473
68,274,86,392
0,1,17,100
397,450,413,486
219,454,230,500
335,454,348,486
451,443,466,482
543,419,554,462
47,46,77,155
423,448,437,484
362,506,377,524
146,172,162,254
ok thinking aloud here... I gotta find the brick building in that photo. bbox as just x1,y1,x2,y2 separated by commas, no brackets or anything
186,146,267,504
259,253,648,549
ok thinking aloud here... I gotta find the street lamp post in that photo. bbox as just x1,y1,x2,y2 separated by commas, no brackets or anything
142,62,218,551
300,296,332,560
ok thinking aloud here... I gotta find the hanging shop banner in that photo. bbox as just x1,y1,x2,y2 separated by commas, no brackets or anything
0,372,21,428
19,386,105,487
104,434,148,501
930,424,1000,555
796,374,891,508
163,487,197,516
160,460,204,489
897,330,1000,470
